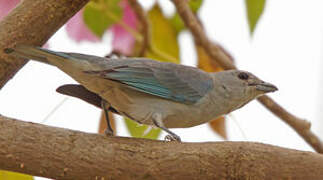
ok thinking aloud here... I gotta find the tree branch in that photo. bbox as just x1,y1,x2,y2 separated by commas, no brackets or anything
0,0,90,89
128,0,150,57
171,0,323,153
0,115,323,179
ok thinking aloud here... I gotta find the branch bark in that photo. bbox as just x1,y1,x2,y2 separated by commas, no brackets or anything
0,0,90,89
171,0,323,153
0,115,323,179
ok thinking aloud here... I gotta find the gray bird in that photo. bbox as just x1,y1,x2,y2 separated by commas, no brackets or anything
4,45,277,141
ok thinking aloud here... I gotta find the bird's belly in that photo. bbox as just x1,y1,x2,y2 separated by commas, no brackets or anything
82,82,223,129
112,93,217,128
163,94,227,128
162,104,215,128
98,87,200,127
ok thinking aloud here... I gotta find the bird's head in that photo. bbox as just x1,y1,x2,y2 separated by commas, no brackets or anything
211,70,277,109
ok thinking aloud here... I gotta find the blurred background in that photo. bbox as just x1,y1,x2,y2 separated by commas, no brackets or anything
1,1,323,178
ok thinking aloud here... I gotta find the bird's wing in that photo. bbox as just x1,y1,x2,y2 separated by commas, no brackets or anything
84,61,213,104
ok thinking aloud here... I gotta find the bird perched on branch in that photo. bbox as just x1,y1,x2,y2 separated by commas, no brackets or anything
4,45,277,142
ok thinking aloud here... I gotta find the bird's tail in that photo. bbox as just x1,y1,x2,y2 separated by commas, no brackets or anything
4,45,70,65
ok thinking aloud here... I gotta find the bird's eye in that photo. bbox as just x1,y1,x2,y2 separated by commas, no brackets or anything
238,72,249,80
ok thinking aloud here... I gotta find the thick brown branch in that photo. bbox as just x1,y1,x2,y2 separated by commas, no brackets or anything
171,0,323,153
1,115,323,179
0,0,90,89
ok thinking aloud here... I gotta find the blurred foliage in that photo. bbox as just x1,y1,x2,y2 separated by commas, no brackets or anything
245,0,266,35
145,5,180,63
189,0,204,12
197,45,223,72
125,118,161,139
0,170,33,180
83,0,122,37
208,116,227,139
170,0,204,33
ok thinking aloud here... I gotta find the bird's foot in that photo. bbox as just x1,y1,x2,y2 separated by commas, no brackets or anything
104,129,114,136
165,134,181,142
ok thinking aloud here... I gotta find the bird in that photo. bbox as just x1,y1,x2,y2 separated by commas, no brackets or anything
4,45,278,142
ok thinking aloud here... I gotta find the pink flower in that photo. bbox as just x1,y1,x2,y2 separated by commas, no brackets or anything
111,0,137,55
0,0,20,20
65,9,99,43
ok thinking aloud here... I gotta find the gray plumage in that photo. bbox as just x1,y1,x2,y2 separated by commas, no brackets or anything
4,45,278,141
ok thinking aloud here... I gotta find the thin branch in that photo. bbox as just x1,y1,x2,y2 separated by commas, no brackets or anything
171,0,323,153
257,95,323,153
128,0,150,56
171,0,235,70
0,0,90,89
1,115,323,179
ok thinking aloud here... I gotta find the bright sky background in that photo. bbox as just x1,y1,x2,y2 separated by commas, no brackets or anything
1,0,323,161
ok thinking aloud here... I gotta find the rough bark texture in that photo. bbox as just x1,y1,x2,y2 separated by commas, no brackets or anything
0,0,90,89
0,115,323,180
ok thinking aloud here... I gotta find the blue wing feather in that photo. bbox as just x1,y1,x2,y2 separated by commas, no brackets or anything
85,64,213,104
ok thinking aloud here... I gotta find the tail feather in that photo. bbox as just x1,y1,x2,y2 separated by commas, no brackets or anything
5,45,109,72
4,45,69,64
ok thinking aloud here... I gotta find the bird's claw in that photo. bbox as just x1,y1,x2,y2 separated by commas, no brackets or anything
104,129,114,136
165,135,181,142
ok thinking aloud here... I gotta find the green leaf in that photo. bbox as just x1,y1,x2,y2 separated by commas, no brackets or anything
0,170,33,180
83,0,122,37
125,118,161,139
170,0,204,33
189,0,203,13
83,4,112,37
169,13,185,34
245,0,266,35
145,5,180,63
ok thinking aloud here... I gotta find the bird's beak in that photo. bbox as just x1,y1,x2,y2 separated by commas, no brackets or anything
253,81,278,93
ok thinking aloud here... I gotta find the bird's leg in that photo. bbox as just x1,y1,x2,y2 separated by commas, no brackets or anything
101,100,114,136
152,114,181,142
